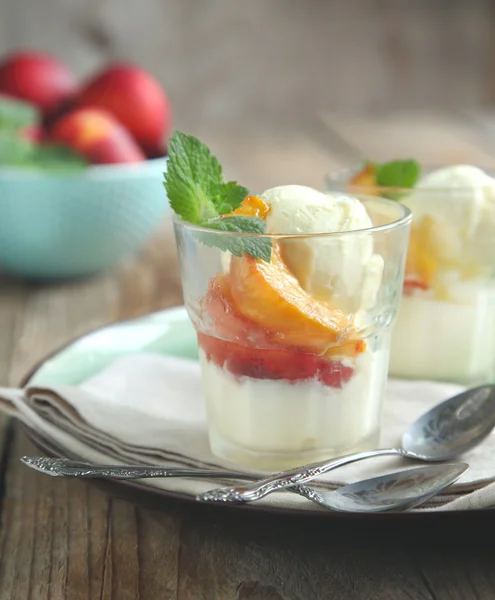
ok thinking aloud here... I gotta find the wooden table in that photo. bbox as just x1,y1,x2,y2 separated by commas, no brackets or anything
1,112,495,599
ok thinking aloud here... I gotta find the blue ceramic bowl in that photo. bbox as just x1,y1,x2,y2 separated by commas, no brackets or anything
0,158,170,279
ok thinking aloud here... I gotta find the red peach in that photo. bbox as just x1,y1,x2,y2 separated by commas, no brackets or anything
76,63,171,155
0,51,77,115
48,107,145,164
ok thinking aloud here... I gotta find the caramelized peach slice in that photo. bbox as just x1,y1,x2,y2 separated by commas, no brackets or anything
203,273,364,357
347,163,380,196
225,195,271,219
229,244,355,352
405,215,439,288
324,339,366,359
202,273,272,346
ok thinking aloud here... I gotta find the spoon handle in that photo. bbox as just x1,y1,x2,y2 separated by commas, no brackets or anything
21,457,254,480
197,447,407,503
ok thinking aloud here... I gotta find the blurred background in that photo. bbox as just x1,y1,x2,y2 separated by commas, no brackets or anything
2,0,495,281
1,0,494,134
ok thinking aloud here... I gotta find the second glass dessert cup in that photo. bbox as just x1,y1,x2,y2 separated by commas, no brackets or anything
174,196,411,470
327,166,495,386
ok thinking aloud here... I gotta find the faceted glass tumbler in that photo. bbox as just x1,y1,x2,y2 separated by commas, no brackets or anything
327,167,495,385
174,196,411,470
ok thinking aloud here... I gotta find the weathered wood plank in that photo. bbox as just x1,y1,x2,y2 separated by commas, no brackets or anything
0,281,30,538
0,281,29,385
0,431,39,599
411,551,495,600
175,513,440,600
115,219,183,321
0,430,182,599
0,430,95,599
107,500,140,600
136,510,181,599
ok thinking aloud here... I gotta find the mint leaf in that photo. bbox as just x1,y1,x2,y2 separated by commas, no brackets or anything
164,131,271,261
376,159,420,189
0,95,39,132
0,133,87,171
196,216,272,262
215,181,250,214
34,143,87,170
164,131,251,223
0,131,36,165
164,131,222,223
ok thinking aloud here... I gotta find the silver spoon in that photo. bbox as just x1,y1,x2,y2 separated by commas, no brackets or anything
20,457,468,513
293,463,468,513
197,384,495,504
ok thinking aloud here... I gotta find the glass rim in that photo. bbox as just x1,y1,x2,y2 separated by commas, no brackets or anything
325,164,494,194
173,194,412,239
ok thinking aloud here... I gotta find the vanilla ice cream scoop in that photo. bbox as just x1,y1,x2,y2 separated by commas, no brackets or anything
404,165,495,228
403,165,495,266
262,185,383,312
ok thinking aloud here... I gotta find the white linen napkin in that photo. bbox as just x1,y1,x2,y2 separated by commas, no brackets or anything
1,352,494,512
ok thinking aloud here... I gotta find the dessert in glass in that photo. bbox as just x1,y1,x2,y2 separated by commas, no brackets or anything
166,133,411,470
326,162,495,385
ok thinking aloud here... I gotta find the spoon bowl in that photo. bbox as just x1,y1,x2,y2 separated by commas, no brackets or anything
402,385,495,461
294,463,469,513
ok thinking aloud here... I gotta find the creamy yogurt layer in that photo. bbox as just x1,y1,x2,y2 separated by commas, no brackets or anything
199,339,390,470
391,283,495,384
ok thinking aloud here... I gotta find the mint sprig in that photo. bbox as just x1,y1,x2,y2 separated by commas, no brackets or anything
376,159,420,189
164,131,271,261
215,180,250,215
164,131,221,222
197,216,271,262
0,131,35,164
33,143,87,171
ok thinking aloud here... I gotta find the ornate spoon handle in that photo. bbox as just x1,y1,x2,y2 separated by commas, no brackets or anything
197,448,409,503
21,457,253,480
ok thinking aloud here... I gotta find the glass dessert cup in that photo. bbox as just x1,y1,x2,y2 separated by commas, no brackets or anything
326,166,495,386
174,196,411,470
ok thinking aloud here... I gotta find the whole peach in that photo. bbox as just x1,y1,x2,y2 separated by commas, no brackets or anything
0,51,77,115
76,63,171,156
49,107,145,164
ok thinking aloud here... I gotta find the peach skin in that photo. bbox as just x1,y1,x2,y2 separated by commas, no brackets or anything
76,64,172,156
347,163,380,196
0,51,76,116
48,107,145,164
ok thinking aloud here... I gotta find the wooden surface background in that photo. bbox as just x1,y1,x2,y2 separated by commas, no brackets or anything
1,0,495,132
